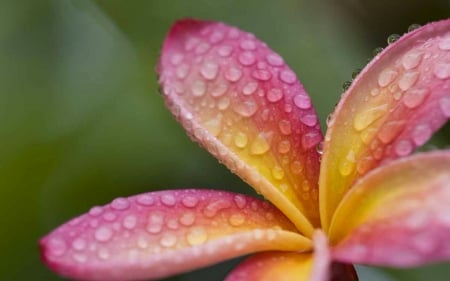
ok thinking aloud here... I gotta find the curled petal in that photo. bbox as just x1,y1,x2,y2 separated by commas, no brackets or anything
320,19,450,230
40,189,311,281
226,230,357,281
329,151,450,267
158,19,323,234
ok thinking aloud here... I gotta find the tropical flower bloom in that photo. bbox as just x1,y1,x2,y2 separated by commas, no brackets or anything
40,18,450,281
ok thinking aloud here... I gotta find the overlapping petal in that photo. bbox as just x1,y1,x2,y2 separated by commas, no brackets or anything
319,19,450,229
158,19,323,235
40,190,311,281
329,151,450,267
225,230,357,281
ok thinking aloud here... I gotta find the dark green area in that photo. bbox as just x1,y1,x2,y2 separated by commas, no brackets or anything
0,0,448,280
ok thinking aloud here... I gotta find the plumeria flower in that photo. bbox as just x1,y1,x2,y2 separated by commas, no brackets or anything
40,18,450,281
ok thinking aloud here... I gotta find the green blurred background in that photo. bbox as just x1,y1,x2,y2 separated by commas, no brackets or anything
1,0,449,280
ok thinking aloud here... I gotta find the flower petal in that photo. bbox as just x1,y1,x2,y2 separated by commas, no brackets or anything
329,151,450,267
158,19,323,235
225,231,357,281
40,189,311,281
320,19,450,229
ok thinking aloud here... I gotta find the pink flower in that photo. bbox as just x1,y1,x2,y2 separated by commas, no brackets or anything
40,18,450,281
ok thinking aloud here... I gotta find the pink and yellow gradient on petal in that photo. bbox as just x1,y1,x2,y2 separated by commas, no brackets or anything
40,17,450,281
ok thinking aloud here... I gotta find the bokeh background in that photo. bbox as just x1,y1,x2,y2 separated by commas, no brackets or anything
1,0,449,280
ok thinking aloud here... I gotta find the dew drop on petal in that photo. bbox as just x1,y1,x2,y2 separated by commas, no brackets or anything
186,227,208,246
433,63,450,79
252,69,272,81
95,226,113,242
210,82,228,97
300,114,318,127
123,215,137,230
111,198,130,211
403,88,429,108
240,39,257,50
290,161,303,175
302,132,322,150
238,51,256,66
412,124,432,145
161,194,177,206
72,238,87,251
209,31,224,44
293,95,311,109
191,80,207,97
234,195,247,209
225,66,243,82
234,132,248,148
217,45,233,57
89,206,103,217
228,213,246,226
179,212,196,226
136,194,155,206
394,139,413,156
378,69,398,87
279,70,296,84
203,199,231,218
242,81,258,95
353,104,388,131
217,96,231,110
277,140,291,154
402,50,423,70
48,237,67,257
438,36,450,50
103,212,117,222
147,213,164,234
267,88,283,102
439,96,450,117
266,53,284,66
176,64,190,79
278,119,292,135
271,165,285,180
398,71,419,91
233,100,258,117
250,133,271,155
181,195,199,208
160,234,177,248
200,61,219,80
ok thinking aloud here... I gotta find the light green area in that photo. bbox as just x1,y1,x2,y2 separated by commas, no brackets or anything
0,0,448,280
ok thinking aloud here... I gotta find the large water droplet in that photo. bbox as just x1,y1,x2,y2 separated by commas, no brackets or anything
111,198,130,211
191,80,207,97
267,88,283,102
176,64,190,80
48,237,67,257
136,194,155,206
95,226,113,242
279,70,296,84
290,161,303,175
217,45,233,57
240,39,257,50
440,96,450,117
161,194,177,206
438,36,450,50
71,238,87,251
378,69,398,87
238,51,256,66
234,132,248,148
160,234,177,248
339,152,356,176
302,132,322,150
72,253,88,263
394,139,413,156
398,71,419,91
234,195,247,209
266,53,284,66
195,42,210,54
293,95,311,109
122,215,137,230
402,50,423,70
412,124,432,145
209,31,224,44
225,66,243,82
407,24,421,32
204,115,223,137
277,140,290,154
203,199,231,218
250,133,271,155
271,166,285,180
209,82,227,97
278,120,292,135
228,213,246,226
147,213,164,234
170,53,184,66
353,104,388,131
403,88,429,108
387,34,400,44
242,81,258,95
89,206,103,217
377,120,405,144
187,227,208,246
103,212,117,222
181,195,199,208
217,96,230,110
300,114,318,127
356,156,375,174
179,212,196,226
233,100,258,117
200,61,219,80
433,63,450,79
97,248,110,260
252,69,272,81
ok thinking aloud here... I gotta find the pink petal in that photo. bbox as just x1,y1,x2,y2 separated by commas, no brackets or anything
320,19,450,230
40,189,311,281
329,151,450,267
158,19,323,234
225,230,357,281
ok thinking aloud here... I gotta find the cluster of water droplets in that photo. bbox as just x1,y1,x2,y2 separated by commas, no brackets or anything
159,21,323,217
43,190,294,267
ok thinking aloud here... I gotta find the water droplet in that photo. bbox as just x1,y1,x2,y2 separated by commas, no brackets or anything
412,124,432,145
233,100,258,117
195,42,210,54
209,31,224,43
72,253,88,263
161,194,177,206
97,248,110,260
290,161,303,174
339,151,356,176
240,39,257,50
123,215,137,230
316,141,324,155
136,194,154,206
293,95,311,109
302,132,322,149
266,53,284,66
234,132,248,148
278,120,292,135
252,69,272,81
179,212,196,226
377,120,405,144
234,195,247,209
147,213,164,234
229,213,246,226
403,88,429,108
111,198,130,211
225,66,242,82
342,81,352,91
398,71,420,91
378,69,398,87
357,156,375,174
160,234,177,248
242,81,258,95
352,68,362,79
394,139,413,156
72,238,86,251
187,227,208,246
408,23,421,32
170,53,184,66
166,218,179,230
279,70,296,84
204,115,223,137
48,237,67,256
181,195,199,208
210,82,228,97
277,140,290,154
185,37,200,51
89,206,103,217
250,133,271,155
267,88,283,102
271,166,285,180
217,45,233,57
191,80,207,97
387,34,401,44
370,88,381,97
217,96,230,110
103,212,117,222
200,61,219,80
353,104,388,131
95,226,113,242
438,36,450,50
300,114,318,127
203,199,231,218
238,51,256,66
433,63,450,79
372,47,384,57
402,50,423,70
440,96,450,117
176,64,190,79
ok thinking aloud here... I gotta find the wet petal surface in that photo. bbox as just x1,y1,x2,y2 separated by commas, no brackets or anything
40,190,310,281
329,151,450,267
320,19,450,229
158,19,323,234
